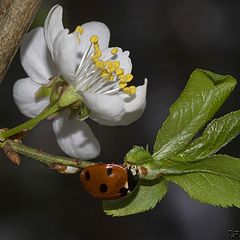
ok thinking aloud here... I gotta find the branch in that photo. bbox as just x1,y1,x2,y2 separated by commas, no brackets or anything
0,0,42,82
1,139,95,170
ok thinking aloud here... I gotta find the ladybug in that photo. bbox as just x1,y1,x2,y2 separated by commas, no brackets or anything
80,163,139,200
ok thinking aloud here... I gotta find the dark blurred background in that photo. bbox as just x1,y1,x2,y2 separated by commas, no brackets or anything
0,0,240,239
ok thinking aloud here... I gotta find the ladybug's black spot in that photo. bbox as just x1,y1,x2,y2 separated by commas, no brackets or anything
119,187,128,197
99,184,108,193
85,170,91,181
107,168,113,176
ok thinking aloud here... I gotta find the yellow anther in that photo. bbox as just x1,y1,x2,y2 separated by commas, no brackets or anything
116,68,124,76
108,67,116,73
95,60,105,69
119,75,127,82
91,55,99,63
119,82,127,89
90,35,99,44
106,61,113,68
111,48,118,55
101,69,108,74
120,79,127,84
109,75,114,81
94,44,100,50
123,86,136,94
113,61,120,68
119,73,133,82
126,74,134,82
75,25,84,35
101,72,110,79
95,49,102,58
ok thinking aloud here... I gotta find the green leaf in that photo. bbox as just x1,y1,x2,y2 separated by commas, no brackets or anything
163,154,240,207
166,172,240,207
160,154,240,182
153,69,236,161
124,146,153,165
103,179,167,217
173,110,240,162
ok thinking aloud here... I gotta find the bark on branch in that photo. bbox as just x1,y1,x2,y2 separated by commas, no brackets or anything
0,0,42,82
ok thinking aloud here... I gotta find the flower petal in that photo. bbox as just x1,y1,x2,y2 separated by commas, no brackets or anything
20,27,57,84
118,78,148,125
13,78,50,118
102,48,132,74
82,92,125,124
123,79,148,113
53,29,79,82
78,22,110,55
52,111,100,160
90,79,148,126
44,4,64,55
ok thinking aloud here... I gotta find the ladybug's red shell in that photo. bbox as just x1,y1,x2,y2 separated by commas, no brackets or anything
80,163,139,200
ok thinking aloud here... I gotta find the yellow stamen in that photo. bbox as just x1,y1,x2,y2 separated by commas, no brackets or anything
95,49,102,58
126,74,134,82
90,35,99,44
91,55,99,63
119,73,133,82
119,82,127,89
111,48,118,55
119,75,127,82
108,67,116,73
75,25,84,35
109,75,114,81
123,86,136,94
120,79,127,84
94,44,99,50
101,72,110,79
106,61,113,68
87,35,135,91
114,61,120,68
116,68,124,76
95,60,105,69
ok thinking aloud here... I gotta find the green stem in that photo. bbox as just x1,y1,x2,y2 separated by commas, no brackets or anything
0,102,60,140
1,139,95,168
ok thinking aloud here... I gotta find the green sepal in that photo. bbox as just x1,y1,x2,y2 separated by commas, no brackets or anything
50,88,60,103
35,76,66,100
47,76,65,87
77,103,91,120
35,85,52,98
103,178,168,217
58,85,82,107
153,69,237,161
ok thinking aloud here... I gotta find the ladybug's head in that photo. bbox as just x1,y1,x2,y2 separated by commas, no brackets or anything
125,165,140,193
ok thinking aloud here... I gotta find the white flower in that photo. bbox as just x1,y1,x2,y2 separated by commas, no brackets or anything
13,5,147,160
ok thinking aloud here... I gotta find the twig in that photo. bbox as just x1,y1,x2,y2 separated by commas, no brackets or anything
1,139,95,169
0,0,42,82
